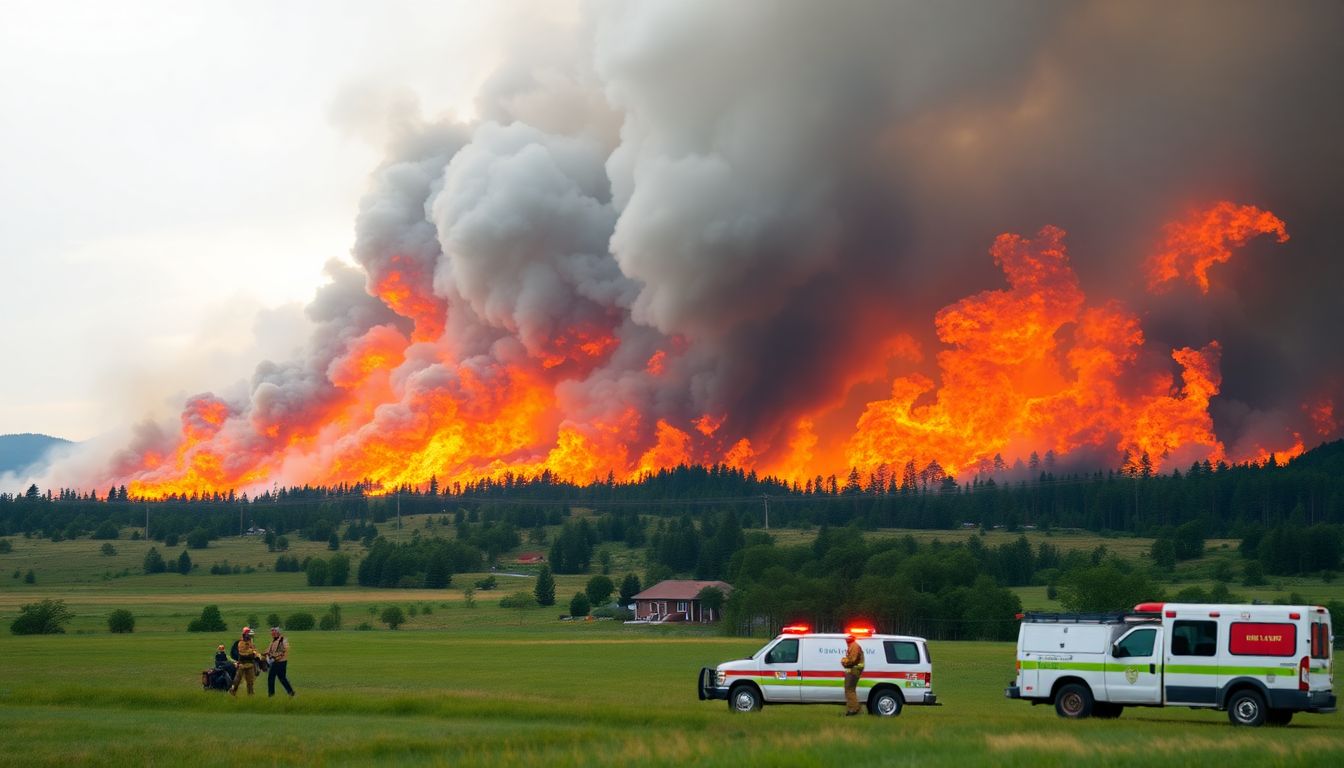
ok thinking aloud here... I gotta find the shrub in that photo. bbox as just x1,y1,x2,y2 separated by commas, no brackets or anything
306,558,329,587
328,554,350,587
380,605,406,630
11,599,73,635
164,533,179,547
498,591,536,609
474,575,497,591
569,592,591,617
0,539,11,553
328,532,340,551
177,550,193,575
319,613,339,630
266,613,282,628
186,528,211,549
591,605,633,621
187,605,226,633
24,569,36,584
275,555,301,572
91,521,120,540
463,587,476,608
356,622,372,631
107,609,135,633
585,574,614,606
100,543,117,556
285,613,315,631
143,547,166,574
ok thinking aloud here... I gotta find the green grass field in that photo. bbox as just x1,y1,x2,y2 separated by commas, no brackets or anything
2,525,1342,766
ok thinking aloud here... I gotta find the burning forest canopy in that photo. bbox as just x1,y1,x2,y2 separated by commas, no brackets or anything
23,1,1344,500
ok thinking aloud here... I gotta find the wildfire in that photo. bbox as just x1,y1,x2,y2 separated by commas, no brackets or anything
112,200,1325,499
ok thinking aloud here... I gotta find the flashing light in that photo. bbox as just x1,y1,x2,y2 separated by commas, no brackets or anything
781,624,810,635
1165,610,1177,618
1299,656,1311,692
845,626,875,637
1290,612,1301,620
1133,602,1165,613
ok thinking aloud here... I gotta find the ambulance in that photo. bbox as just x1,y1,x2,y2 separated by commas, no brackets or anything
697,625,937,715
1006,602,1335,725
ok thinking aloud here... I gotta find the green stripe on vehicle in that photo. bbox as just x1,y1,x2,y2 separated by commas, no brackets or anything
1019,661,1107,672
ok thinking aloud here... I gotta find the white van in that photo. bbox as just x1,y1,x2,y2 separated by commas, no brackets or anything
1006,602,1336,725
698,625,937,716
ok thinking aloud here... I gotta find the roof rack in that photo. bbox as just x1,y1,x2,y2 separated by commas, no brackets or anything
1022,611,1129,624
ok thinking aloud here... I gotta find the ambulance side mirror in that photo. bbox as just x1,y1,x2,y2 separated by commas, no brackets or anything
1111,643,1126,658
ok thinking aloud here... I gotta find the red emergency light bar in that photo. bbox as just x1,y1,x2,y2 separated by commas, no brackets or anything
845,626,875,637
781,624,811,635
1133,602,1165,613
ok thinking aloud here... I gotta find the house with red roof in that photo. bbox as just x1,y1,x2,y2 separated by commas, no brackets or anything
514,552,545,565
631,579,733,623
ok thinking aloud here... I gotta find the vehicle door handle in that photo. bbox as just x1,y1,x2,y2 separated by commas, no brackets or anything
1149,664,1155,674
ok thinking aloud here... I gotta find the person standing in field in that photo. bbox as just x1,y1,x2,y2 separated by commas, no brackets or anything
229,626,261,696
265,626,295,697
840,632,865,716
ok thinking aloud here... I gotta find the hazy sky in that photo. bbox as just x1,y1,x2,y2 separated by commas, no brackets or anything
0,1,508,440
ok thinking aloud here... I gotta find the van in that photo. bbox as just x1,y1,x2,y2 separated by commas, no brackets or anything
1006,602,1335,725
698,624,937,716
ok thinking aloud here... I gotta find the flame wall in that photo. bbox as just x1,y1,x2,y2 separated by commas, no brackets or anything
52,1,1344,497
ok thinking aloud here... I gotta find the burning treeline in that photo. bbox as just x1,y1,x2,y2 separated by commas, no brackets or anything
62,2,1344,499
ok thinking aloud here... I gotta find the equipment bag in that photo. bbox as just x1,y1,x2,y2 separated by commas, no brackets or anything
230,639,240,661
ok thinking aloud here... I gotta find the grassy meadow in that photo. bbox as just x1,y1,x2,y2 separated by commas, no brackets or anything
2,520,1342,766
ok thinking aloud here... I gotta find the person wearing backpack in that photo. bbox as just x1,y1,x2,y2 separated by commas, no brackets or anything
265,626,295,697
229,627,262,696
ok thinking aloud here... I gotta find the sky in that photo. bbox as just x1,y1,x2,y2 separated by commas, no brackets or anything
0,0,507,440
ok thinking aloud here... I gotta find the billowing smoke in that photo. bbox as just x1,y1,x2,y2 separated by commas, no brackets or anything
36,0,1344,495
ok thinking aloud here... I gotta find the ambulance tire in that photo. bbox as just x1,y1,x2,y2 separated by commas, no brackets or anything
1226,689,1266,727
1265,709,1293,727
1053,683,1094,719
729,684,763,713
868,687,903,717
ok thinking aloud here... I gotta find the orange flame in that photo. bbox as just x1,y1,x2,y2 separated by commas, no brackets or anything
1145,201,1288,293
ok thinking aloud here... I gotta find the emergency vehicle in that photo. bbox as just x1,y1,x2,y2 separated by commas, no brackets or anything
1006,602,1335,725
697,625,937,715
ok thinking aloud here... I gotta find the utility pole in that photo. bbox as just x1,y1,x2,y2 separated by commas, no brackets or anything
145,503,149,540
397,493,401,531
762,494,770,530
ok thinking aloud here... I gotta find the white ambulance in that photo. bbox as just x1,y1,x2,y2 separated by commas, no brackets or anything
1006,602,1336,725
697,625,937,716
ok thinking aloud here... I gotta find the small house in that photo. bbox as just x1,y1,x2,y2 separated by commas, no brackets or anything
632,580,733,623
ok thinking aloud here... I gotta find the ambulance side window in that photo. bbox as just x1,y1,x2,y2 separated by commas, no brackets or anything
1311,623,1331,660
1171,620,1217,657
765,638,799,664
883,641,921,664
1115,628,1156,658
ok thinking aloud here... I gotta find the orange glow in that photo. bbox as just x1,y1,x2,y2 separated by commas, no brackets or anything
1145,201,1288,293
113,200,1317,499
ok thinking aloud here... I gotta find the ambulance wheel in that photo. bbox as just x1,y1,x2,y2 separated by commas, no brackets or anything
1054,683,1094,719
868,687,903,717
1265,709,1293,726
729,684,762,713
1227,689,1266,727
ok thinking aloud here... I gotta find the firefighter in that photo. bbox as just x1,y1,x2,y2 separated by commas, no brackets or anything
840,632,865,716
265,626,295,697
229,626,261,696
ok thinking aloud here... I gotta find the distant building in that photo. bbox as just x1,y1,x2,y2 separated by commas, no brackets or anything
632,580,733,623
514,552,545,565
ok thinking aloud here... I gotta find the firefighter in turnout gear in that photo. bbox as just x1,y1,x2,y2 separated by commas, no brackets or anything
230,627,261,696
840,632,865,715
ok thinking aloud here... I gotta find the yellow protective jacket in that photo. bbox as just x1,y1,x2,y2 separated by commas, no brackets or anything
841,639,865,674
236,638,261,668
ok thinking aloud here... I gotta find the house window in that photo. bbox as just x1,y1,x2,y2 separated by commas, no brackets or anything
677,601,688,612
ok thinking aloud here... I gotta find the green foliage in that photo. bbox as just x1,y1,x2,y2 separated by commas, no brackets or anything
569,592,591,617
143,547,166,574
99,542,117,556
267,613,282,628
163,533,179,547
186,528,211,549
1242,559,1267,586
0,538,11,553
328,532,340,551
463,587,476,608
548,519,595,574
328,553,351,586
275,554,302,572
24,568,36,584
474,575,497,590
1150,538,1177,570
11,598,72,635
1058,560,1164,612
618,572,642,604
186,605,226,633
91,521,119,540
176,550,192,575
585,574,614,606
318,604,342,631
534,565,556,606
306,557,329,587
357,538,481,588
106,609,135,633
498,591,536,610
380,605,406,630
696,586,726,616
285,613,315,631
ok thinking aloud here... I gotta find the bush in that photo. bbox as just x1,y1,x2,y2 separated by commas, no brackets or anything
356,622,373,631
275,555,302,572
107,609,135,633
143,547,166,574
0,539,11,553
591,605,633,620
24,569,36,584
285,612,315,631
381,605,406,630
585,574,614,606
91,521,119,540
498,591,536,609
100,542,117,556
11,599,72,634
164,533,179,547
1242,560,1268,586
187,605,227,632
306,558,329,587
186,528,211,549
474,575,497,591
328,554,350,587
569,592,591,617
319,613,339,630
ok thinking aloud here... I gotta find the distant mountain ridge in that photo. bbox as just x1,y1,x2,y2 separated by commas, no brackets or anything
0,433,72,475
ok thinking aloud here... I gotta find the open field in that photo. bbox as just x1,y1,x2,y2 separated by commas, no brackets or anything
2,526,1343,766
